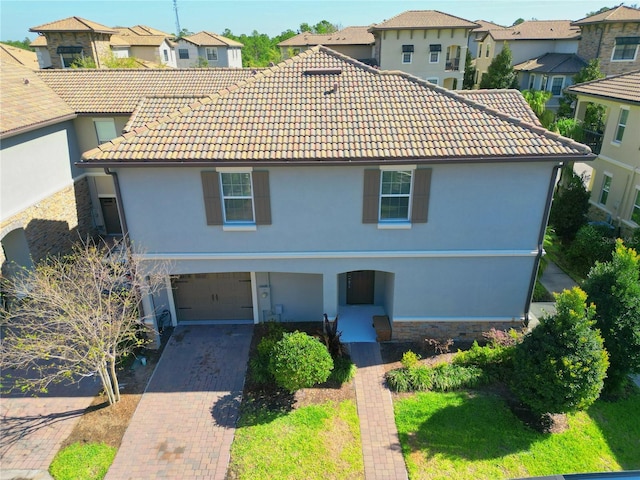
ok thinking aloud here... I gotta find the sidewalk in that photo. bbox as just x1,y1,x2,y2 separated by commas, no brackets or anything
539,260,578,295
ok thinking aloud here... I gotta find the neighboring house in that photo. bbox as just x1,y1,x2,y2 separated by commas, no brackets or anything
0,61,94,280
0,43,39,70
474,20,580,87
368,10,479,90
573,5,640,77
566,70,640,237
278,26,375,65
175,31,243,68
76,47,593,342
29,17,177,69
514,53,588,110
36,68,258,235
467,20,504,58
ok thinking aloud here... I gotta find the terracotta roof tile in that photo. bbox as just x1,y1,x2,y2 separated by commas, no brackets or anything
573,5,640,25
456,89,542,126
489,20,580,41
80,47,591,163
513,53,587,74
36,68,260,113
370,10,478,30
123,96,210,131
0,43,39,70
182,31,244,47
278,26,374,47
114,25,171,36
566,70,640,104
29,36,47,47
1,61,76,138
472,20,505,32
29,16,116,34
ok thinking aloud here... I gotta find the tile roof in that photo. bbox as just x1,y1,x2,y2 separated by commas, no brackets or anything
566,70,640,105
456,89,542,126
472,20,505,32
370,10,478,30
123,96,210,132
1,61,76,138
513,53,587,74
36,68,260,113
182,31,244,48
0,43,39,70
111,35,172,47
573,5,640,25
29,16,116,34
489,20,580,41
80,47,592,164
29,36,47,47
278,26,374,47
114,25,171,36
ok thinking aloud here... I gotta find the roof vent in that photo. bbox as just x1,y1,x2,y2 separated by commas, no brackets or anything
303,68,342,75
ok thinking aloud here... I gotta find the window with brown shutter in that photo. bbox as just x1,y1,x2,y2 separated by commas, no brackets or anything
201,171,223,225
411,168,432,224
252,171,271,225
362,169,381,223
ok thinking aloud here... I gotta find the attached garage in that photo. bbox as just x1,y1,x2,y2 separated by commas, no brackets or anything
171,272,253,322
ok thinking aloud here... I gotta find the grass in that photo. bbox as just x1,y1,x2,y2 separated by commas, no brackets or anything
49,442,116,480
394,390,640,480
228,400,363,479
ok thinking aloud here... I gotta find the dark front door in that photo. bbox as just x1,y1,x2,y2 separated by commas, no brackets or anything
100,198,122,234
347,270,375,305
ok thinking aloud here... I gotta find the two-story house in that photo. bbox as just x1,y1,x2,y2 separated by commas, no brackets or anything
75,47,593,343
369,10,479,90
175,31,243,68
111,25,177,67
0,61,94,280
567,71,640,237
278,26,375,65
573,5,640,77
474,20,580,88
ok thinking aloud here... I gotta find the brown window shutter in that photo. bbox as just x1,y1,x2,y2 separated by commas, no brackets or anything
201,171,223,225
363,169,381,224
411,168,432,223
252,171,271,225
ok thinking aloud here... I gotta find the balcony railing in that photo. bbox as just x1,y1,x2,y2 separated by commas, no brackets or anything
583,129,604,155
445,58,460,71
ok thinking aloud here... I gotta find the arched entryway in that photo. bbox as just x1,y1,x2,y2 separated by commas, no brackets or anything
1,227,33,279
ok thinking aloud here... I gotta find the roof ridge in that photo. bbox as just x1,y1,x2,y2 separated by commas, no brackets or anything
572,68,640,88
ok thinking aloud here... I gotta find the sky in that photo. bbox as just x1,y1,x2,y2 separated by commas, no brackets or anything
0,0,623,42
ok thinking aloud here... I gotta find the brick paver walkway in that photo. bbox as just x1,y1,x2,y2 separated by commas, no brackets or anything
104,324,252,480
350,342,408,480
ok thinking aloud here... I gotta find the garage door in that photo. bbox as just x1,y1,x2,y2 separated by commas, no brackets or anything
172,273,253,322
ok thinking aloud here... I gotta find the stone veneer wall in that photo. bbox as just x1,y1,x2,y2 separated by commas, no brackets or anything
577,23,640,76
43,32,112,69
588,204,638,238
0,177,96,266
392,320,525,342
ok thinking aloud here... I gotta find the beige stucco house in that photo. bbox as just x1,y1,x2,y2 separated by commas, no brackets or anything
573,5,640,77
567,70,640,236
175,31,243,68
369,10,479,90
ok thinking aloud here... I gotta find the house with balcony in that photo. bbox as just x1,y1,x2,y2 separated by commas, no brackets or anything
467,20,504,58
368,10,479,90
573,5,640,77
566,70,640,237
278,26,375,65
474,20,580,88
74,46,593,343
175,31,243,68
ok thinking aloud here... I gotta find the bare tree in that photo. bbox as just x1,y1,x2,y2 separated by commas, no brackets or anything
1,239,167,405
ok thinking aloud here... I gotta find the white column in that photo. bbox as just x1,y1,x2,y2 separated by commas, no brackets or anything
322,273,338,319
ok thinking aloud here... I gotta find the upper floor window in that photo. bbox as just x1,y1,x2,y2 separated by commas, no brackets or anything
485,45,490,57
550,76,564,96
93,118,117,145
163,49,169,62
429,44,441,63
632,188,640,225
478,44,483,57
528,74,536,90
541,75,549,91
206,47,218,61
614,108,629,143
57,46,83,69
380,171,412,221
612,37,639,61
402,44,414,64
221,172,254,223
426,77,439,85
599,173,612,206
178,48,189,59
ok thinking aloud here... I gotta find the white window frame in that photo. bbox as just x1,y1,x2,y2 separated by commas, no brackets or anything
378,166,414,223
478,44,483,57
550,76,564,96
631,187,640,225
528,74,536,90
218,167,255,226
541,75,549,91
93,118,118,145
178,48,189,59
206,47,218,61
599,173,612,206
429,51,440,63
163,49,169,62
612,43,639,62
613,108,629,144
485,45,490,58
402,52,412,64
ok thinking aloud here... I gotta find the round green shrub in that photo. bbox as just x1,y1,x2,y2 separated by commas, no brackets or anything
269,331,333,392
512,287,609,415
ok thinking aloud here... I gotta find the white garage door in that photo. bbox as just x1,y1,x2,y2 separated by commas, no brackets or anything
172,273,253,322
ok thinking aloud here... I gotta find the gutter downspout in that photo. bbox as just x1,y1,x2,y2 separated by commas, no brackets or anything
104,168,129,243
523,164,561,325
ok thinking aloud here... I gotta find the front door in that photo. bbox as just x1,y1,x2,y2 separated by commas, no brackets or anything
346,270,375,305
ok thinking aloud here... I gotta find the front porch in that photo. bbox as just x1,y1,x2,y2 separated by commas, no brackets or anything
337,304,387,343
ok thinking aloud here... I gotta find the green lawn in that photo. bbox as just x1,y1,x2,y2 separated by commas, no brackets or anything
49,442,116,480
394,390,640,480
228,400,364,479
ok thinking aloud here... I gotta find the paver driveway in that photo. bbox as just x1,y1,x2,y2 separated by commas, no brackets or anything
104,324,252,480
